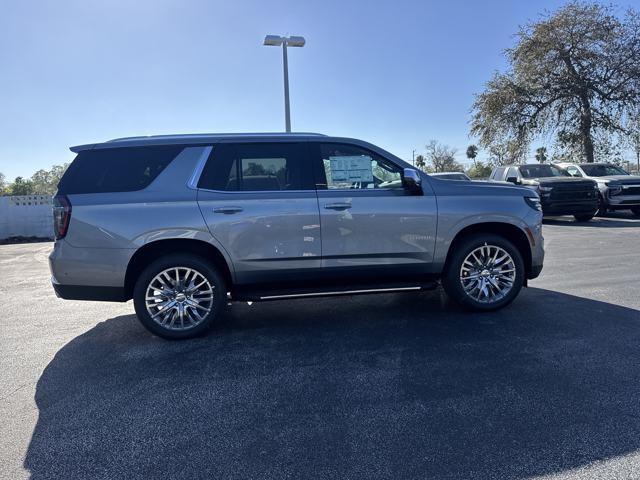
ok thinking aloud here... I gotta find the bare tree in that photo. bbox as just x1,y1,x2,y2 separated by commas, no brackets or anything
629,109,640,173
487,140,526,166
425,140,463,172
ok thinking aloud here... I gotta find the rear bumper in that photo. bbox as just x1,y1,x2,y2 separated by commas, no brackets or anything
52,280,127,302
49,239,133,301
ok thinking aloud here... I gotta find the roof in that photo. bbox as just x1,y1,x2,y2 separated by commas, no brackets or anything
70,132,327,152
67,132,413,169
555,162,615,166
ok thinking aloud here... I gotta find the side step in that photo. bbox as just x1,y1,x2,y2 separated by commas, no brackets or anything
233,281,439,302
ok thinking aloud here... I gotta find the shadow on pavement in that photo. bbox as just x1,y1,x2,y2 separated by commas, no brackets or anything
544,214,640,228
24,288,640,479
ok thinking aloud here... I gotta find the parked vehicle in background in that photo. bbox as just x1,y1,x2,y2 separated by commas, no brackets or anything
490,164,598,221
50,133,544,339
555,162,640,217
431,172,471,181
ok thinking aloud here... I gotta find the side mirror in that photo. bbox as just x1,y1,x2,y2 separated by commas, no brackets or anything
506,176,520,185
403,168,423,194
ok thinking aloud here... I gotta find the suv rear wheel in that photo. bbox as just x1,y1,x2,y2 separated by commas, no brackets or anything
133,254,226,339
442,234,524,311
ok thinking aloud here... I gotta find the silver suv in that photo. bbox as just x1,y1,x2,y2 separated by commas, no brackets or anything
50,133,544,339
556,162,640,217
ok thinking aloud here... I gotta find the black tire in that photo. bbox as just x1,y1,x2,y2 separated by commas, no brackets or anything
133,254,227,339
631,207,640,218
595,194,606,217
441,234,525,311
574,213,595,222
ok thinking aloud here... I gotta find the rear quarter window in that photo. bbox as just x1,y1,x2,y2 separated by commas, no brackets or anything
57,145,184,194
491,167,505,180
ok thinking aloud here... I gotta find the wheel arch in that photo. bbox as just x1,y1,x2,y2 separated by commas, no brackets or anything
124,239,234,300
444,222,533,278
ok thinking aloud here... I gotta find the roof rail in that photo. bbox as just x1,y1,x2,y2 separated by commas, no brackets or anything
106,132,326,143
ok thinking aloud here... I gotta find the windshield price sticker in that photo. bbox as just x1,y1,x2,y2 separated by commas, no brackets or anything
330,156,374,183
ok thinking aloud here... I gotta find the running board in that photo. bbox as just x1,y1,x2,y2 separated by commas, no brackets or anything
233,282,439,302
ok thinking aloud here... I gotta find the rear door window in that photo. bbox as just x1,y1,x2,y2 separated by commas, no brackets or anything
198,142,313,191
58,145,184,194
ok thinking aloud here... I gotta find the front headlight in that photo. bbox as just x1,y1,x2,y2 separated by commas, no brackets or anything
607,183,623,196
524,196,542,212
538,185,553,193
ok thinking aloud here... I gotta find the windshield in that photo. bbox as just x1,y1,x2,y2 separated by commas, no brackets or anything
580,164,628,176
519,165,570,179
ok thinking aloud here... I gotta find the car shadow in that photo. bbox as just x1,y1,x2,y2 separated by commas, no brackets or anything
24,288,640,479
544,213,640,228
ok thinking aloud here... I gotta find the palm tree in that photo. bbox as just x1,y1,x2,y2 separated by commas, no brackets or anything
535,147,548,163
466,145,479,167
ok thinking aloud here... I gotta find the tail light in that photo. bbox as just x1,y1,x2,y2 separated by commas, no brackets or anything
52,195,72,239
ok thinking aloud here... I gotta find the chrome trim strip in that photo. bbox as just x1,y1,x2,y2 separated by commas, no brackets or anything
259,286,421,300
187,145,213,190
197,188,317,194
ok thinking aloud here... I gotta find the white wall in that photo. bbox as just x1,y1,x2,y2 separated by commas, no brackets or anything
0,196,54,240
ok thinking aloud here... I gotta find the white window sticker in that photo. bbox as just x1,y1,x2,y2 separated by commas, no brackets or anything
329,156,373,183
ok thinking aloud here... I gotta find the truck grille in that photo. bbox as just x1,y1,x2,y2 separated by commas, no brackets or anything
622,186,640,195
551,186,596,201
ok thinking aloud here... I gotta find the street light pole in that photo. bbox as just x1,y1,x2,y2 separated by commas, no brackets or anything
264,35,305,133
282,42,290,132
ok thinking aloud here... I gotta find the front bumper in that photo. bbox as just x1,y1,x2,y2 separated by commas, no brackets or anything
605,193,640,209
540,199,598,216
528,263,543,280
524,210,544,280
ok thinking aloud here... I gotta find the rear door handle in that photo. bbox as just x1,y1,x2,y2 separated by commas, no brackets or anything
324,202,352,211
213,206,243,214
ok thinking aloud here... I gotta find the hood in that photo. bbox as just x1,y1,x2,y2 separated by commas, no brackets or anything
589,174,640,185
522,176,595,185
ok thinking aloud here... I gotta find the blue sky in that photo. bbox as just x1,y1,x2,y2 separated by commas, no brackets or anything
0,0,635,179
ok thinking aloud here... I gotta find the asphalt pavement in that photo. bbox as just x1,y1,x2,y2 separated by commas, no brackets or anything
1,214,640,480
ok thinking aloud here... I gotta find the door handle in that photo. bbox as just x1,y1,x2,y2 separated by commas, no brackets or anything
324,202,352,211
213,206,243,214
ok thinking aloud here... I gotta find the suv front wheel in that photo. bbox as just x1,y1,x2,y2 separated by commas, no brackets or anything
442,234,525,311
133,254,226,339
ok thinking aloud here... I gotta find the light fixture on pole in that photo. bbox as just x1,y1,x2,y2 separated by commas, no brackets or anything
263,35,306,133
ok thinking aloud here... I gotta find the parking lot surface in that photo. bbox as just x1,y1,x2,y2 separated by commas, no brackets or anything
1,215,640,480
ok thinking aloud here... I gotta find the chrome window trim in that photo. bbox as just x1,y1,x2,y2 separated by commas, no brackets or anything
316,187,408,194
187,145,214,190
196,188,316,194
189,143,410,195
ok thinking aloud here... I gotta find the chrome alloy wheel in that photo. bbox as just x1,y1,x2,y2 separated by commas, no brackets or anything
145,267,215,331
459,244,516,304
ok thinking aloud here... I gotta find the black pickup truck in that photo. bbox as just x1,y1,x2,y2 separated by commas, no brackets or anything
490,164,598,221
